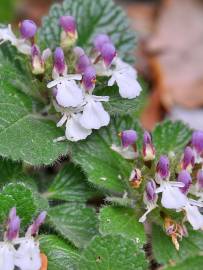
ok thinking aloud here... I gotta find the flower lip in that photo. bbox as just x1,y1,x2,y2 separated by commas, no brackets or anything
156,155,170,180
82,65,96,91
54,47,66,75
181,146,194,170
93,33,111,52
145,179,157,202
59,15,77,34
192,130,203,154
197,169,203,189
120,130,137,148
101,42,116,66
178,170,192,194
19,19,37,39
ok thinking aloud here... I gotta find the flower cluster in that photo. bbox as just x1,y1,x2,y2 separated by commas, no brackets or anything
0,208,47,270
112,129,203,250
0,16,142,142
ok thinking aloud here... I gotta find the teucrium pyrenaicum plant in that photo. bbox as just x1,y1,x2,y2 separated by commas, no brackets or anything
0,0,202,269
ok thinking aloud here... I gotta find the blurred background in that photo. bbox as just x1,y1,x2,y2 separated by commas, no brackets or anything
1,0,203,131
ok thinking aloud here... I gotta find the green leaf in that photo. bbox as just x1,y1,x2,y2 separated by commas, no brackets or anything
0,183,37,227
47,163,96,202
39,0,136,63
0,56,68,165
0,194,15,224
99,206,146,246
152,224,203,265
78,235,148,270
164,256,203,270
0,157,22,186
153,120,192,157
39,235,80,270
71,115,143,193
48,203,98,248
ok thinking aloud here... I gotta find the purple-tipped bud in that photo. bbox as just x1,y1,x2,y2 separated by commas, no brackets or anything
31,45,45,75
143,131,155,161
101,43,116,66
197,169,203,189
59,16,77,35
6,208,20,241
178,170,192,194
120,130,137,148
54,47,66,75
145,180,157,202
27,211,47,237
76,54,91,74
192,130,203,154
74,46,85,57
19,20,37,39
156,156,170,180
129,168,142,188
82,66,96,91
93,34,111,52
181,146,194,171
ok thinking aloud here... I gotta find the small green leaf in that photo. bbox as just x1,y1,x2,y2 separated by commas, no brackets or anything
164,256,203,270
0,194,15,224
0,55,68,165
152,224,203,265
153,120,192,157
48,203,98,248
1,183,37,227
78,235,148,270
0,157,22,186
39,235,80,270
71,115,143,193
39,0,136,63
99,206,146,246
48,163,97,202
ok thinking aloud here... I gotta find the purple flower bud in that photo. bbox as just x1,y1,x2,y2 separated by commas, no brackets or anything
19,20,37,39
54,47,66,75
145,179,157,202
156,156,170,180
31,45,44,75
93,34,111,52
6,208,20,241
181,146,194,171
143,131,155,161
101,42,116,66
59,16,77,35
120,130,137,148
129,168,142,188
74,46,85,57
27,211,47,237
192,130,203,154
82,66,96,91
197,169,203,189
76,54,91,74
178,170,192,194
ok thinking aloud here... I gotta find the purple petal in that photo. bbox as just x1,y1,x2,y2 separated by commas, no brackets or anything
82,66,96,91
54,47,66,75
146,179,157,202
156,155,170,179
178,170,192,194
181,146,194,170
121,130,137,147
93,34,111,52
59,16,77,34
192,130,203,154
101,42,116,66
76,54,91,74
197,169,203,189
19,20,37,39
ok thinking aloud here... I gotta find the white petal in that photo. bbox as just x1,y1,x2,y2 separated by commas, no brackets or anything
115,58,137,78
161,184,187,209
91,95,109,102
65,114,92,141
42,48,52,61
14,238,41,270
80,99,110,129
15,40,31,55
185,204,203,230
108,75,116,86
0,25,16,43
64,74,82,81
47,79,58,89
56,80,83,107
0,243,15,270
111,144,137,159
115,73,142,99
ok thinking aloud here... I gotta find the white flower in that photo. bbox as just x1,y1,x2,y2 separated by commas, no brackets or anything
0,242,15,270
14,237,41,270
47,74,83,108
184,199,203,230
108,58,142,99
156,181,187,209
0,25,31,55
55,112,92,142
79,94,110,129
111,144,137,159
